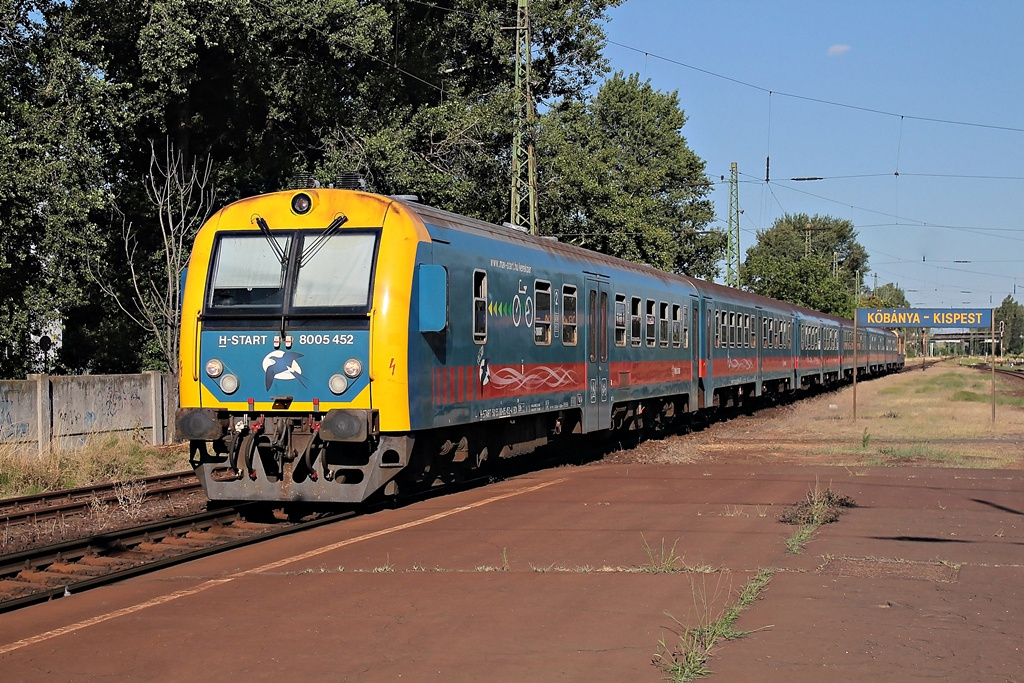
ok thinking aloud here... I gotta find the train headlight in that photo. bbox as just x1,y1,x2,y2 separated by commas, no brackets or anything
220,374,240,395
291,192,313,215
328,373,349,395
205,358,224,379
343,358,362,378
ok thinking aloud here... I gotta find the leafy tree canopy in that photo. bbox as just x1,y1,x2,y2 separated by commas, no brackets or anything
741,213,869,316
859,282,910,310
536,72,722,278
995,295,1024,355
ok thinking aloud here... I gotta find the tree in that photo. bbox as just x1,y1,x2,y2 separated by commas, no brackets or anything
6,0,624,376
995,295,1024,355
535,73,722,278
93,140,215,376
741,213,868,316
0,0,118,378
859,282,910,310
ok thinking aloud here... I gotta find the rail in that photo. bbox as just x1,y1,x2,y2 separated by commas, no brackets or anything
0,471,199,527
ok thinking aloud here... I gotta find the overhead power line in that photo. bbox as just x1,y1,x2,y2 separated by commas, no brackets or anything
606,40,1024,134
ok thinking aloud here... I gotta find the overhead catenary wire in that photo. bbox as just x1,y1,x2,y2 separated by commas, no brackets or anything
606,39,1024,134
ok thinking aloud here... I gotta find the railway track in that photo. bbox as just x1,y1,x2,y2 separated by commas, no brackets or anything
0,439,606,614
0,502,355,614
0,470,200,528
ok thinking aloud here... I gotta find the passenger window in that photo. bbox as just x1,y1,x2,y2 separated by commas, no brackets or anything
589,290,598,362
715,311,721,348
561,285,577,346
473,270,487,343
631,297,642,347
600,291,609,362
672,304,682,348
750,315,757,349
683,305,690,349
659,302,669,347
534,281,551,345
646,299,656,347
614,294,626,347
729,311,736,347
743,314,750,347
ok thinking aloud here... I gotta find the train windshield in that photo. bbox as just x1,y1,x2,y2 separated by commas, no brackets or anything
208,234,291,309
292,232,377,308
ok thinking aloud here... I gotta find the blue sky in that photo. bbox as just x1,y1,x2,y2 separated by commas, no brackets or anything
603,0,1024,310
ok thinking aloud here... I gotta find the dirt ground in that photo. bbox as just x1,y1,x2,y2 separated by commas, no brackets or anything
1,361,1022,682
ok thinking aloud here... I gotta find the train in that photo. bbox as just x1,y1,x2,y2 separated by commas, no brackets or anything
176,189,904,504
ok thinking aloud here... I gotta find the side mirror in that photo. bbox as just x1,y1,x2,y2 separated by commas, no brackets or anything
418,264,448,333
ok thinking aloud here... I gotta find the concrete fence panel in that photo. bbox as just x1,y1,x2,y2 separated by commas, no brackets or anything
0,380,37,446
0,373,173,455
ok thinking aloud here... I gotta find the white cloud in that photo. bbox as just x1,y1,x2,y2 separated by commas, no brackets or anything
828,44,851,57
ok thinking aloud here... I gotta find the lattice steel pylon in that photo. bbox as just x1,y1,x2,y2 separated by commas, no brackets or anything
510,0,538,235
725,162,741,287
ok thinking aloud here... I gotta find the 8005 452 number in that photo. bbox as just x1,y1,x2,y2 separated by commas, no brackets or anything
298,334,355,345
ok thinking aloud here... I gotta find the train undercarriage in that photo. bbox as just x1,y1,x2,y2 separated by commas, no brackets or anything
182,364,896,505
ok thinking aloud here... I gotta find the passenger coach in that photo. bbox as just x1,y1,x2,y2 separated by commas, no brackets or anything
176,189,903,504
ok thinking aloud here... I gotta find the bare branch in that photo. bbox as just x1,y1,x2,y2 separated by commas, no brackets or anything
91,137,216,376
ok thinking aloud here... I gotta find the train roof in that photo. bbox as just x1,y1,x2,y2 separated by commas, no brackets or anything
404,199,699,295
399,197,891,333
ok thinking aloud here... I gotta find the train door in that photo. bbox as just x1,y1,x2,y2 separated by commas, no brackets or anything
754,307,763,396
689,296,700,387
585,278,611,431
699,299,714,409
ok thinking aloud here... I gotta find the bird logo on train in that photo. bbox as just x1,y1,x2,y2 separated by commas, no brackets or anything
479,357,491,386
262,351,306,390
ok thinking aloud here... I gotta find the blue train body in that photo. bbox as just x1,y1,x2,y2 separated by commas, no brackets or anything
176,190,904,504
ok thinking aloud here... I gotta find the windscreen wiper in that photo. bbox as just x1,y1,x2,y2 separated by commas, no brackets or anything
252,215,287,263
299,213,348,267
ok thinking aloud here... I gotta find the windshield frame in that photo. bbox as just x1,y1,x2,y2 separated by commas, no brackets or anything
202,228,381,319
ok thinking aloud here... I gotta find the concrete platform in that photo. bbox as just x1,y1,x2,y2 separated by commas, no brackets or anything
1,463,1022,681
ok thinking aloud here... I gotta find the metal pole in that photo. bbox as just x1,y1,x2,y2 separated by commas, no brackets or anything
991,310,996,423
852,315,858,421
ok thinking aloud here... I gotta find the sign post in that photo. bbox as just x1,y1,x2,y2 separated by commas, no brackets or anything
855,308,994,422
992,311,996,422
852,314,857,420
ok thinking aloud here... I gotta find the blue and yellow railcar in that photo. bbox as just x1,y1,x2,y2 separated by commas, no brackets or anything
177,189,903,505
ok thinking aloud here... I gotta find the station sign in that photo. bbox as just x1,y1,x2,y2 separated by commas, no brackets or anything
856,308,991,328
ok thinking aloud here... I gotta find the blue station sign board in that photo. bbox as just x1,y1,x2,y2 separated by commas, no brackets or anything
856,308,991,328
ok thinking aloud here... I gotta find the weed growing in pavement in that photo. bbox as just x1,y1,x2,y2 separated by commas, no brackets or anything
780,480,856,526
779,480,856,554
653,568,774,682
785,525,816,554
476,547,512,572
640,535,717,574
371,555,394,573
642,535,686,573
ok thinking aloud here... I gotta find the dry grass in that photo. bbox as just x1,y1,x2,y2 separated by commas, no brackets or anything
0,436,190,498
628,361,1024,469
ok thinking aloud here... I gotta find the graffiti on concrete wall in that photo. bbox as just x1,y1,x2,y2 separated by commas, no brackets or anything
0,388,30,441
103,384,144,418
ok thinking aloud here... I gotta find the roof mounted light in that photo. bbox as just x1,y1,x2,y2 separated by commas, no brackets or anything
291,192,314,215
